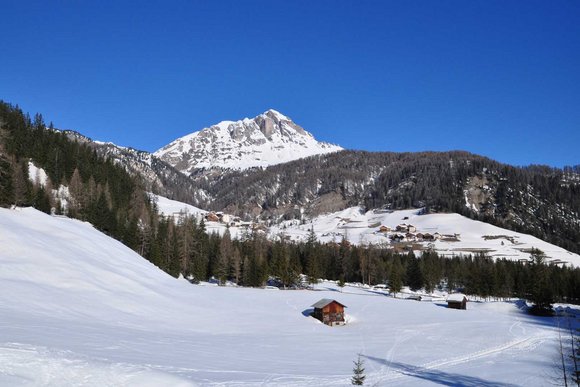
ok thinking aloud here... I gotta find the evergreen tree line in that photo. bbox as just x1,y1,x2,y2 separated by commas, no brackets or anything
142,215,580,306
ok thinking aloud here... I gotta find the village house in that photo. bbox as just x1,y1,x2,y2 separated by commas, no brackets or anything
396,224,408,232
311,299,346,326
379,225,391,233
446,293,468,310
395,223,416,233
205,212,220,222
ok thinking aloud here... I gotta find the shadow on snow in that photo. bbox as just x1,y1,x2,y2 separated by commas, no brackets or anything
362,354,519,387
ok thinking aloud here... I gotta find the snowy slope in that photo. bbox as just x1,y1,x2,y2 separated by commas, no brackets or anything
270,207,580,266
150,193,248,239
0,207,570,386
150,193,207,218
154,109,342,174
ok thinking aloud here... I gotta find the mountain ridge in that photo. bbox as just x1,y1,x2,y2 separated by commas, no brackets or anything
154,109,343,174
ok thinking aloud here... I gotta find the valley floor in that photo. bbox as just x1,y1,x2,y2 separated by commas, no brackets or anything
0,283,570,386
0,208,572,386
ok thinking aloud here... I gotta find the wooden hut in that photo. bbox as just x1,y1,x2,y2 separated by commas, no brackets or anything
311,299,347,326
446,293,468,310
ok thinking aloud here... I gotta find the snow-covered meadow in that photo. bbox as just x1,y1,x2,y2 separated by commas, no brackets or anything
270,207,580,267
0,208,572,386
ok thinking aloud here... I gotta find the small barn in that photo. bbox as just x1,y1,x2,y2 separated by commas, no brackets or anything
379,225,391,233
446,293,468,310
311,299,347,326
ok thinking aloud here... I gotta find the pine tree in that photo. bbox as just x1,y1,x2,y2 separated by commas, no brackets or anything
528,249,554,316
216,229,233,284
351,354,366,385
406,253,423,291
389,256,403,297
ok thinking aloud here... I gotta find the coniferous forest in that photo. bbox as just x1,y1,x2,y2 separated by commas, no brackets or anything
1,100,580,310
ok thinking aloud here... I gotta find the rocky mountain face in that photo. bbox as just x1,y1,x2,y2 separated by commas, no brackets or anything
153,109,343,174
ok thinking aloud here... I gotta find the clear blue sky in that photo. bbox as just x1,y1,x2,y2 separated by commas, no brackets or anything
1,1,579,167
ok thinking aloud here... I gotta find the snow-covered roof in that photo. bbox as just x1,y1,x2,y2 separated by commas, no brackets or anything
447,293,468,302
311,299,347,309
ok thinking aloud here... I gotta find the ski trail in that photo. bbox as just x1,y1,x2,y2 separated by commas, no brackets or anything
372,331,554,384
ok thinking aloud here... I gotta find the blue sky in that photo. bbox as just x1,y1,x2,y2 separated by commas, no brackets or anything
1,1,579,167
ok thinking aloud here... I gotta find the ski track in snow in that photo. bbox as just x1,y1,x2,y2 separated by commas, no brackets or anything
370,331,554,385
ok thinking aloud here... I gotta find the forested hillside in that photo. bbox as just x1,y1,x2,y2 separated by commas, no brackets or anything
189,151,580,254
0,101,154,250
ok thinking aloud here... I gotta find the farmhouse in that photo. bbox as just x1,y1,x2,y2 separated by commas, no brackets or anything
205,212,220,222
379,225,391,233
446,293,468,310
396,223,416,232
311,299,346,326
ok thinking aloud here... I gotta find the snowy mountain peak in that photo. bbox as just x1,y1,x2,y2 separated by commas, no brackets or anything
154,110,342,174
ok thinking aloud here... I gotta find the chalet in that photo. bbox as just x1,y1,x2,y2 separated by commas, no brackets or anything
446,293,468,310
433,232,442,240
415,233,424,240
407,225,416,233
379,225,391,233
311,299,347,326
205,212,220,222
405,232,416,241
396,224,408,232
422,233,434,241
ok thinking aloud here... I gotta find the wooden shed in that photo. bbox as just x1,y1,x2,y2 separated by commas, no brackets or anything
446,293,468,310
311,299,347,326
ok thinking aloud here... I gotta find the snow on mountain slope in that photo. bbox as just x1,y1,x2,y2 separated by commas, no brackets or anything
0,207,567,386
154,109,343,174
270,207,580,266
150,193,247,239
150,193,207,218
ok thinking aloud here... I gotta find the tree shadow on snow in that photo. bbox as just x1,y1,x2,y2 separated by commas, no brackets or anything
362,355,519,387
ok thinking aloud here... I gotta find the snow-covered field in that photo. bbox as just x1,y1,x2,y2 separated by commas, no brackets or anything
151,194,247,239
0,207,571,386
270,207,580,267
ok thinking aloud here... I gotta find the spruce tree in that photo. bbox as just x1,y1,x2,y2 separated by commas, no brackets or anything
389,256,403,297
528,249,554,316
406,253,423,291
351,354,366,385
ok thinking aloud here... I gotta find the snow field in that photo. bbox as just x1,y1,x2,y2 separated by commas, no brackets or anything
0,208,569,386
270,207,580,266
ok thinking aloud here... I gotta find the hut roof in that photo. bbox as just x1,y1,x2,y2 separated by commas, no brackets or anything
446,293,468,302
311,298,347,309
